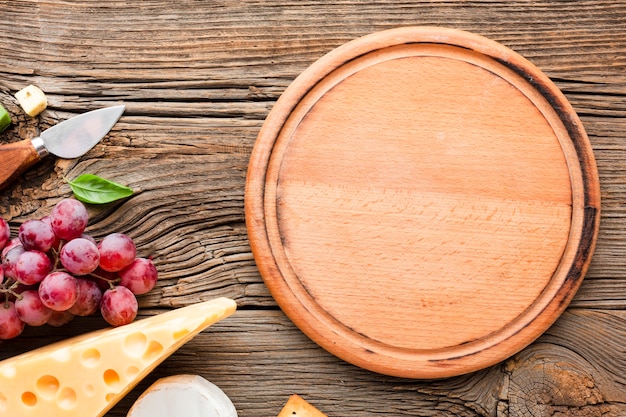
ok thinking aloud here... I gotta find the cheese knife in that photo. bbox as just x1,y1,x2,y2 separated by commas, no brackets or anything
0,105,125,191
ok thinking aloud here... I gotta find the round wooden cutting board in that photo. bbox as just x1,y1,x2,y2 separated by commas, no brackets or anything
244,27,600,379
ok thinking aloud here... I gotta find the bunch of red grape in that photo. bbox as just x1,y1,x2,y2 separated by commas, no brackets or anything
0,198,158,339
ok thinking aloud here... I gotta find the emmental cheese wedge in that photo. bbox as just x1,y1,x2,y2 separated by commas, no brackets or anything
0,297,237,417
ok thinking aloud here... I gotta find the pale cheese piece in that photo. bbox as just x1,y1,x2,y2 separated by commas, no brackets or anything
278,394,328,417
15,84,47,116
0,297,237,417
127,374,237,417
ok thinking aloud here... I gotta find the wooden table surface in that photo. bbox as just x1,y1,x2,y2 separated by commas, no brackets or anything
1,1,625,416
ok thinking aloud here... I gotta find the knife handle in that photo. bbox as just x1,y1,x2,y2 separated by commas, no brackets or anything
0,139,42,191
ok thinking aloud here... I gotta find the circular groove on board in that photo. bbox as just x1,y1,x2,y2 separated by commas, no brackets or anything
245,27,600,378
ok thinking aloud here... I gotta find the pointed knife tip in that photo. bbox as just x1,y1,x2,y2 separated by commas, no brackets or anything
112,104,126,118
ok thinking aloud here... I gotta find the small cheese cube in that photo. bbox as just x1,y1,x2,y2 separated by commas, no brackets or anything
15,84,47,116
0,103,11,132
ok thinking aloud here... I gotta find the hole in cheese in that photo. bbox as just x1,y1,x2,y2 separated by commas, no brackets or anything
142,340,164,361
103,369,121,389
173,328,190,340
126,366,140,377
36,375,60,399
81,348,101,367
84,384,95,396
124,332,148,357
21,391,37,407
57,387,77,410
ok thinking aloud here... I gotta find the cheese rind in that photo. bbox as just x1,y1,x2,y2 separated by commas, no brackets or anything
127,374,237,417
0,297,237,417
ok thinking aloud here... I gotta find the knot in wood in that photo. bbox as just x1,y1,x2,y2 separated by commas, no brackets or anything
501,345,607,417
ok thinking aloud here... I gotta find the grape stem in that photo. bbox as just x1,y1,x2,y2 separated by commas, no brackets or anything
87,272,120,290
51,244,63,271
0,279,24,304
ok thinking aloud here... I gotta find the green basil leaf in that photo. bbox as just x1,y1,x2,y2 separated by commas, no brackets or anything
67,174,134,204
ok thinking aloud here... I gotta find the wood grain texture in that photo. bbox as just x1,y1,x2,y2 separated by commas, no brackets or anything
0,1,625,416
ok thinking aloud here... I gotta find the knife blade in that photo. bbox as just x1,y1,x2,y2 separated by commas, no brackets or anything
0,105,125,191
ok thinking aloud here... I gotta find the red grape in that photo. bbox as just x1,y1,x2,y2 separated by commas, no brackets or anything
15,290,53,326
50,198,88,240
38,271,79,311
47,310,75,327
18,219,56,252
2,237,22,259
2,244,25,280
0,301,25,339
59,237,100,275
40,216,62,251
100,286,138,326
80,234,97,245
14,250,52,285
0,218,10,250
97,233,136,272
120,258,158,295
0,198,160,337
68,279,102,316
